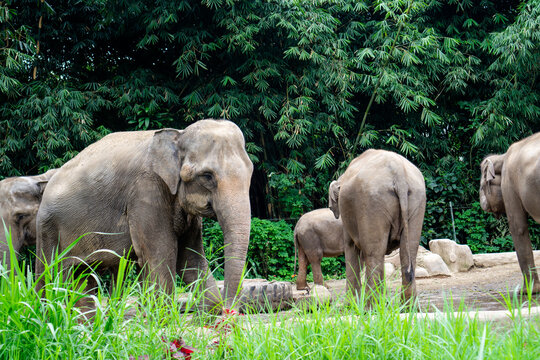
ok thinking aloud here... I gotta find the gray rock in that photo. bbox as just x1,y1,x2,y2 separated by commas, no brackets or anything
429,239,474,272
415,266,429,278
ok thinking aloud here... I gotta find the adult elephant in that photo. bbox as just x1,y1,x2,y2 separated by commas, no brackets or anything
329,149,426,301
36,119,253,311
294,208,343,290
0,169,57,270
480,132,540,293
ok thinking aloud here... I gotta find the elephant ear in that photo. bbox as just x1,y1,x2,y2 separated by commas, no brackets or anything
328,180,341,219
481,158,496,183
36,180,49,199
149,129,184,195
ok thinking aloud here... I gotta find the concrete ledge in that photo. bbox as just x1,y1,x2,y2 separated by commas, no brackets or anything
473,250,540,268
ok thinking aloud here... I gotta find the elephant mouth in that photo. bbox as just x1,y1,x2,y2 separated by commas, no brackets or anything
198,203,216,219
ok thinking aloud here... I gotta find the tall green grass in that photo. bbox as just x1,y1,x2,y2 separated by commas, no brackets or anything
1,226,540,359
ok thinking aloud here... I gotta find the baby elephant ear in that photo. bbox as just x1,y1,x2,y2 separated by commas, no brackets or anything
328,180,341,219
149,129,184,195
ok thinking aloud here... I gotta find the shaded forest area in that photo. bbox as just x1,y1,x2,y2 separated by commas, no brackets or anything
1,0,539,253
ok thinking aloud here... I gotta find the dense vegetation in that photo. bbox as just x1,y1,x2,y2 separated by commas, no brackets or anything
1,0,539,276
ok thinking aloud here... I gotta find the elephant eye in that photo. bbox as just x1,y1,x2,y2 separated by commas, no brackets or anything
200,172,213,181
198,172,216,188
15,213,28,223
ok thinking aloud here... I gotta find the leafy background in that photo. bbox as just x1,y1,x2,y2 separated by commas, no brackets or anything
1,0,539,279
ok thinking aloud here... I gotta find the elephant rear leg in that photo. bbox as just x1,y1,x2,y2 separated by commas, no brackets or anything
306,250,324,287
296,246,309,290
344,233,362,297
504,192,540,293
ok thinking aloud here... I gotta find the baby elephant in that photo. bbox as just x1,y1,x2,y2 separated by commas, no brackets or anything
294,208,344,290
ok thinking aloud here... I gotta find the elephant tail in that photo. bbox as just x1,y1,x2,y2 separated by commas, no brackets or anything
397,181,414,284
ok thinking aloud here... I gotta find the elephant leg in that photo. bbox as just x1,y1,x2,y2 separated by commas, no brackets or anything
364,252,385,306
310,259,324,287
306,249,324,287
177,217,222,313
34,221,59,293
505,196,540,293
296,245,309,290
128,210,178,294
344,233,362,297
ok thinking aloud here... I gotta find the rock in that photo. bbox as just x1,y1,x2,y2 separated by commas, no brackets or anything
384,262,395,277
420,253,452,277
429,239,474,273
310,285,333,303
415,266,429,278
385,246,451,277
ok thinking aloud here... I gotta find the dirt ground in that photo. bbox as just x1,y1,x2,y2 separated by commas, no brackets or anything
322,261,536,312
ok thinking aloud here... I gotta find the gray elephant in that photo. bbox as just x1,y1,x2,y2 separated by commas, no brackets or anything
0,169,57,270
329,149,426,301
35,119,253,311
294,208,344,290
480,132,540,293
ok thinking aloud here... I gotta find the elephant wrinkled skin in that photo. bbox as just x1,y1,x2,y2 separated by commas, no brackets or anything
329,149,426,302
294,208,343,290
480,132,540,293
35,119,253,311
0,169,57,270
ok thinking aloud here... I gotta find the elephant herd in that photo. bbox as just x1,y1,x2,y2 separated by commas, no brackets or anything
296,132,540,300
1,120,540,313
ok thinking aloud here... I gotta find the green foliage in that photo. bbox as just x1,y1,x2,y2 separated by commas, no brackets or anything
422,159,473,245
454,202,514,253
267,172,316,219
248,218,295,280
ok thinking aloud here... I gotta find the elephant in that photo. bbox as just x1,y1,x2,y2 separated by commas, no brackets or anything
294,208,344,290
480,132,540,293
35,119,253,312
0,169,57,270
329,149,426,302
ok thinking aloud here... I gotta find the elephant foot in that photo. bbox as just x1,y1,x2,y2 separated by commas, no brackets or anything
296,282,310,291
520,280,540,295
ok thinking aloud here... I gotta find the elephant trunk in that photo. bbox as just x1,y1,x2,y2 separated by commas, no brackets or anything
214,189,251,309
0,221,17,271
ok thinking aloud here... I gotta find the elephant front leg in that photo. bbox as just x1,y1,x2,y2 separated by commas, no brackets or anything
177,218,223,313
128,215,178,294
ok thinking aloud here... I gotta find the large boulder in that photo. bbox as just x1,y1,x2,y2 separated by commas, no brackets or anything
429,239,474,273
385,246,451,277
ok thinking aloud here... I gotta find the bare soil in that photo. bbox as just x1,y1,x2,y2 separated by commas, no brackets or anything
322,262,536,312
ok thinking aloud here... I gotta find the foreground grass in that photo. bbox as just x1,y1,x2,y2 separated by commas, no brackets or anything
1,234,540,359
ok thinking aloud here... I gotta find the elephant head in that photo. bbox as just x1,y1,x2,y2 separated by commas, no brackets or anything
149,120,253,307
479,154,505,216
328,180,341,219
0,169,56,270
